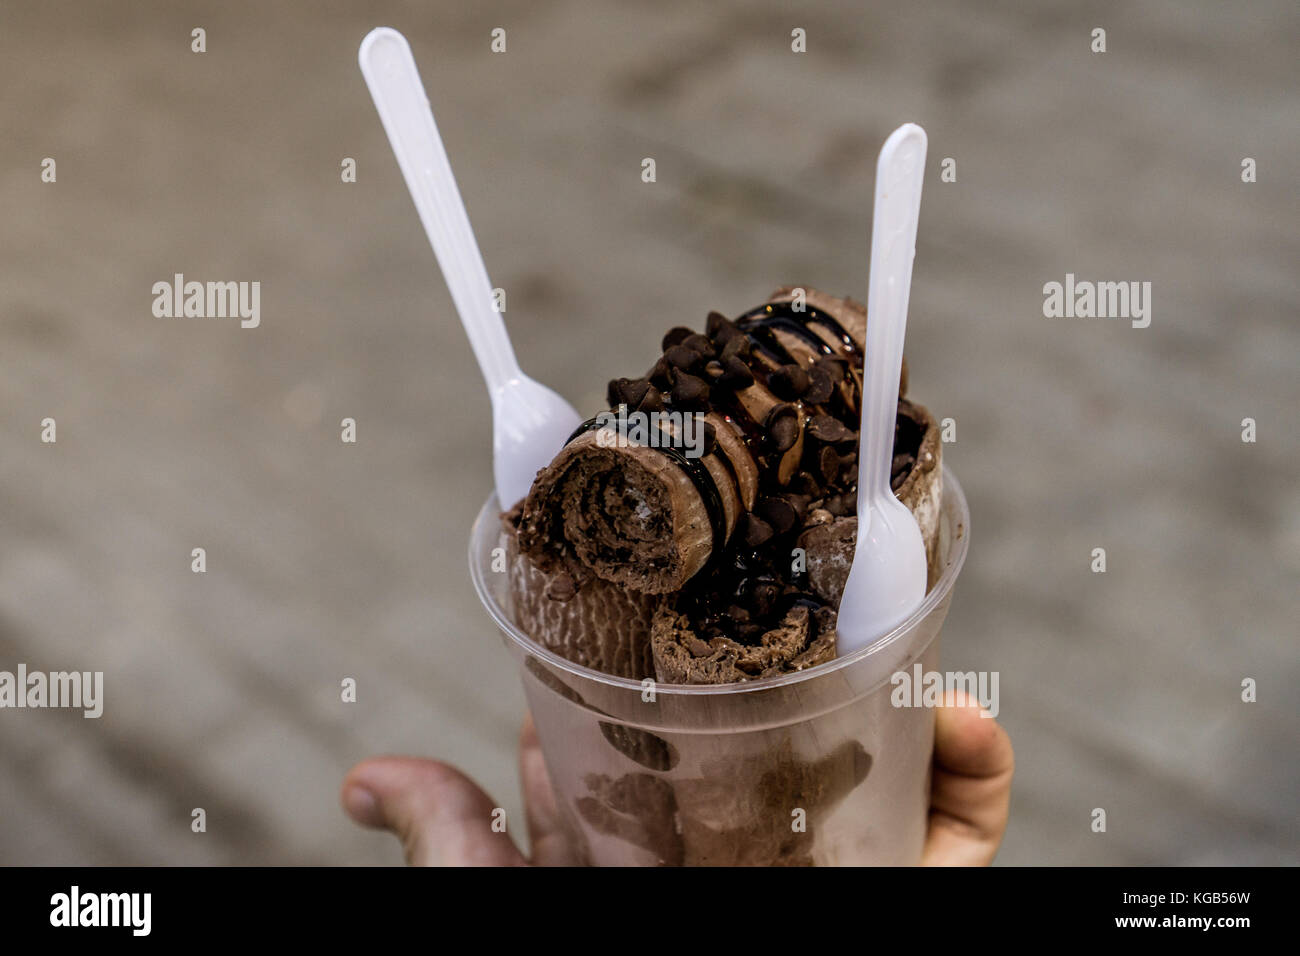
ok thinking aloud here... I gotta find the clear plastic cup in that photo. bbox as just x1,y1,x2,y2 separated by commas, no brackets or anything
469,466,969,866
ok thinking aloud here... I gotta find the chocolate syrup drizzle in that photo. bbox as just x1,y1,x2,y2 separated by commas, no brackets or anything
736,301,857,366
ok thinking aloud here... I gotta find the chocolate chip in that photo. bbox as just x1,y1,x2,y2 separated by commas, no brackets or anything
755,496,798,535
718,354,755,389
661,327,694,351
670,370,710,408
637,384,666,413
706,311,742,346
767,405,800,452
818,446,841,485
721,335,751,362
646,356,672,389
825,494,852,517
771,420,800,453
664,344,701,371
789,471,822,497
725,604,750,624
681,333,715,358
606,377,635,408
804,365,835,404
703,359,724,379
626,378,653,409
741,513,774,547
815,356,847,383
807,414,848,443
608,377,665,415
769,364,811,400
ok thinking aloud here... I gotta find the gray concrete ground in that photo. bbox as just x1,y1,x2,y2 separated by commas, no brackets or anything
0,0,1296,865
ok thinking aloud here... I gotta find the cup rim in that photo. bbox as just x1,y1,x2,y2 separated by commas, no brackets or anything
469,465,969,697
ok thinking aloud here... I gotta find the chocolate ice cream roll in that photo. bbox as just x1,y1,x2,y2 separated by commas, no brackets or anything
515,410,754,595
507,287,941,684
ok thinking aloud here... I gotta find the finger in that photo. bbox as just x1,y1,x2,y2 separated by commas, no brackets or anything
342,756,527,867
922,691,1014,867
519,715,583,866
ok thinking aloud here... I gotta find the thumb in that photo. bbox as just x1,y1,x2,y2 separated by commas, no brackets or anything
342,756,528,866
922,692,1014,866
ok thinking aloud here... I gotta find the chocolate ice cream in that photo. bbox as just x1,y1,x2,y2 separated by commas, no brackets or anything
506,287,941,683
495,287,945,866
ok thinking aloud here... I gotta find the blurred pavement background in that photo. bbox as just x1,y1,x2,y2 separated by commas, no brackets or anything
0,0,1296,864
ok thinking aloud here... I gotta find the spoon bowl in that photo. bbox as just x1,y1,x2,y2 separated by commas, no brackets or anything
490,379,584,509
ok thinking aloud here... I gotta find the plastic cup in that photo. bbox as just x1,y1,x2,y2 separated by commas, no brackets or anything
469,466,970,866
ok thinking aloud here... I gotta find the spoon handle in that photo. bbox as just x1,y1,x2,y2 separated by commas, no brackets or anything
859,123,927,509
359,27,521,395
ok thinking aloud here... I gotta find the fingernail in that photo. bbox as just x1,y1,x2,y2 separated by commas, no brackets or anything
343,783,381,827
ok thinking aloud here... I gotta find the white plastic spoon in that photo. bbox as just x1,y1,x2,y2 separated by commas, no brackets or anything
835,123,929,655
359,27,581,509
